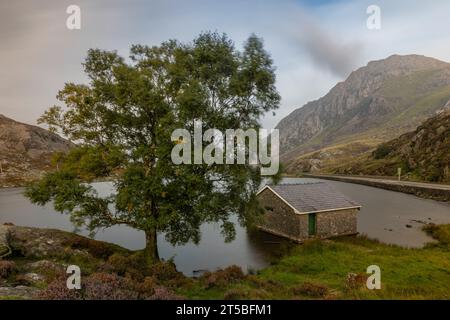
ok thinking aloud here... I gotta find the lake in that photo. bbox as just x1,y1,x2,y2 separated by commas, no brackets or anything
0,178,449,275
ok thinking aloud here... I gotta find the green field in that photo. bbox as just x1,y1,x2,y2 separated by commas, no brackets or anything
178,224,450,300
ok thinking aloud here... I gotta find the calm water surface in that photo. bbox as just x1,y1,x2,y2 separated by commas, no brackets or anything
0,178,449,275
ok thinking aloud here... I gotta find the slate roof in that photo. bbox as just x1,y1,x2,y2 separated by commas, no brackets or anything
258,181,361,214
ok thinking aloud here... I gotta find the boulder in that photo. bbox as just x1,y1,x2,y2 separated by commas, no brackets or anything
8,226,70,258
22,273,46,283
25,260,66,272
0,285,40,299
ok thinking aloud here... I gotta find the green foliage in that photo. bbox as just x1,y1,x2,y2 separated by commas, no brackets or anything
331,110,450,183
26,32,281,261
423,224,450,247
372,143,392,159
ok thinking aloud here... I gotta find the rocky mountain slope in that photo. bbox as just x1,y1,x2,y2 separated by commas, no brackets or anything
278,55,450,169
0,114,72,187
330,110,450,183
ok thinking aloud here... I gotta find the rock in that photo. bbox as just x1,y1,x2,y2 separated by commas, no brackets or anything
25,260,65,272
278,55,450,165
0,114,72,187
411,219,427,224
8,226,70,258
0,285,40,299
192,269,209,277
7,225,129,260
406,224,412,228
23,273,46,283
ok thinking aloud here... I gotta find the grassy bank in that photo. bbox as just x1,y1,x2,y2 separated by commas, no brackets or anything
2,225,450,300
178,224,450,300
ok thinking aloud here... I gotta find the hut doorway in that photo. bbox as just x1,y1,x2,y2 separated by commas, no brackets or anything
308,213,317,236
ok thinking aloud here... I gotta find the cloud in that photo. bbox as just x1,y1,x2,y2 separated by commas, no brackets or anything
1,0,450,132
289,10,364,78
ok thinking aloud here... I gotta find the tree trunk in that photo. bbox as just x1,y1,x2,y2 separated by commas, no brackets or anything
144,228,159,265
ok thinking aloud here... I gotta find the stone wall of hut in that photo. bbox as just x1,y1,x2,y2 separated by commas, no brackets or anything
316,208,358,238
257,188,358,242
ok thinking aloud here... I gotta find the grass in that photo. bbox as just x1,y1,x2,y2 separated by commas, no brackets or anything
3,224,450,300
423,224,450,247
285,139,381,174
0,296,26,300
177,225,450,300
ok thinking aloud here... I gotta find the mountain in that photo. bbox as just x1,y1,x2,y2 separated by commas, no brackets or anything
278,54,450,171
0,114,72,187
330,109,450,182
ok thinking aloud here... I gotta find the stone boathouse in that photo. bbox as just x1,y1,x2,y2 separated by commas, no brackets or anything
256,181,361,242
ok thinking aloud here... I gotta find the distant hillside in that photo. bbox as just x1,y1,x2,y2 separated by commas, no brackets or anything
278,54,450,169
330,110,450,183
0,114,72,187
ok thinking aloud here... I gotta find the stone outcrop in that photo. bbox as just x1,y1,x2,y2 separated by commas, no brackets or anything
0,224,185,300
8,226,72,259
277,54,450,167
3,225,127,260
0,286,39,299
0,114,72,187
0,224,129,299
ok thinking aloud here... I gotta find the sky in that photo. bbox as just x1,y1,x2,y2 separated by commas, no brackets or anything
1,0,450,130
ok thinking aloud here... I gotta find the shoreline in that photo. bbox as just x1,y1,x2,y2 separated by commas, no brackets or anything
300,173,450,202
2,223,450,300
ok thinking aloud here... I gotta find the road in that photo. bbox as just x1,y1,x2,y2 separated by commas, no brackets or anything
302,174,450,201
315,174,450,190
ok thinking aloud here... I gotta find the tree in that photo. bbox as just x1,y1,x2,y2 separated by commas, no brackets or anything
25,32,281,265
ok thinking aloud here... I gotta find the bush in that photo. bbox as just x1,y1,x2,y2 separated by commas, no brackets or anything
292,282,329,298
38,272,158,300
423,224,450,246
86,241,116,259
373,144,392,159
83,273,140,300
424,166,443,182
345,273,368,290
0,260,17,278
221,265,246,281
150,261,185,281
12,274,34,286
223,288,248,300
38,277,83,300
100,252,150,280
134,276,157,296
103,253,129,275
201,265,246,289
64,236,115,259
148,286,183,300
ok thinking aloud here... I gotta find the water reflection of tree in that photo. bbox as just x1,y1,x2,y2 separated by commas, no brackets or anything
245,227,295,262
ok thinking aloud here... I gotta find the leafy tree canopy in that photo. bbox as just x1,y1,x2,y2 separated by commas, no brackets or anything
26,32,281,263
